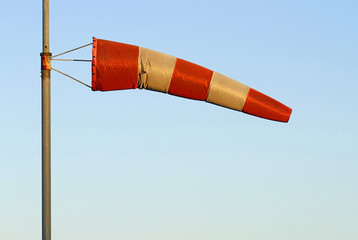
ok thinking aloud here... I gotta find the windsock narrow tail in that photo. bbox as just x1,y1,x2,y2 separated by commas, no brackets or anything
92,38,292,122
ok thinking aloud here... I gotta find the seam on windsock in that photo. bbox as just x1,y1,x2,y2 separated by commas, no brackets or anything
205,71,217,102
163,55,177,93
137,47,148,89
167,58,178,94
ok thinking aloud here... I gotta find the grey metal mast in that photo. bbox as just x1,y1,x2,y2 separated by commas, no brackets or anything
41,0,51,239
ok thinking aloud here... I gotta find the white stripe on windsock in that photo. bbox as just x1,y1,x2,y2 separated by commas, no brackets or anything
138,47,176,93
206,72,250,111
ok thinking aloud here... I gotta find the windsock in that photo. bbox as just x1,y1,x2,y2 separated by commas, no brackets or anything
92,38,292,122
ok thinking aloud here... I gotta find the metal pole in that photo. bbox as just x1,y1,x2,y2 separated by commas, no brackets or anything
41,0,51,239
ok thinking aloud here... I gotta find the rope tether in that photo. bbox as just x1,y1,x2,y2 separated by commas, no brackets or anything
51,59,92,62
51,42,93,89
51,43,92,59
51,67,92,89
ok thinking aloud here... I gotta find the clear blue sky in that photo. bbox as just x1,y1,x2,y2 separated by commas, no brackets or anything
1,0,358,239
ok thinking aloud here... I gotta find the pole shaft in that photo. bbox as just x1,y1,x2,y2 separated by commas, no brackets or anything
42,0,51,239
43,0,49,52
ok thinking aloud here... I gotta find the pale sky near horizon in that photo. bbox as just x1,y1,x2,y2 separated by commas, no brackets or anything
1,0,358,240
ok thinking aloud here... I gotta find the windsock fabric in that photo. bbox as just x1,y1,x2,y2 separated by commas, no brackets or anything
92,38,292,122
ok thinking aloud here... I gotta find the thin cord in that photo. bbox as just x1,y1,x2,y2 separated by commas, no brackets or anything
51,59,92,62
52,43,92,59
51,67,92,89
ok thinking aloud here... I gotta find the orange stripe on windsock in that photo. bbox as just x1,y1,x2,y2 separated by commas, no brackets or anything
168,58,213,100
242,88,292,122
92,38,139,91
